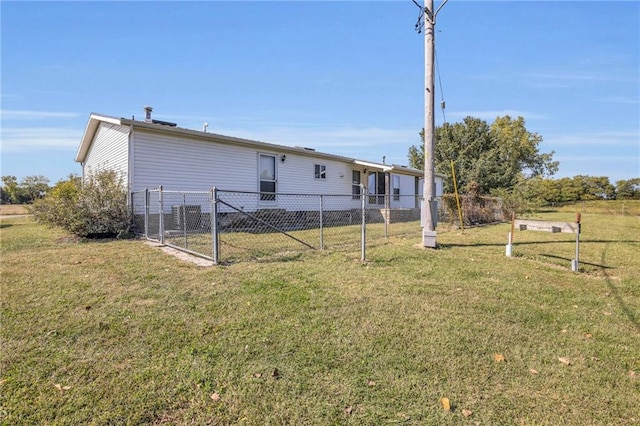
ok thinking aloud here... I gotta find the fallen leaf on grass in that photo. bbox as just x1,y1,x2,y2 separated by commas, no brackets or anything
253,373,262,378
344,406,353,415
462,409,473,417
629,370,636,379
529,368,539,374
210,393,221,402
585,333,592,339
558,357,572,366
54,384,71,392
441,397,451,412
367,380,376,387
603,311,612,316
493,353,505,362
0,379,6,386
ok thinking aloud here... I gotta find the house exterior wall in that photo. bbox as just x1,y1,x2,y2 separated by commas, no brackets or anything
82,122,129,182
131,129,364,213
80,116,444,217
390,174,419,209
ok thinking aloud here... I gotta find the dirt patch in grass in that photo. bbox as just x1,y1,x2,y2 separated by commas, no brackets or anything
145,240,214,267
0,204,29,215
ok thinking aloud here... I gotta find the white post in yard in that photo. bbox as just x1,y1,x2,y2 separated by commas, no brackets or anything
506,212,515,257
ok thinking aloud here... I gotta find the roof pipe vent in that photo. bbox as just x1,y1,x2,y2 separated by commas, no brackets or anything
144,106,153,122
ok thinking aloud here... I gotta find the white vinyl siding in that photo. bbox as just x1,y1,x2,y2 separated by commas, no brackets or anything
276,155,354,196
83,122,129,183
132,130,258,192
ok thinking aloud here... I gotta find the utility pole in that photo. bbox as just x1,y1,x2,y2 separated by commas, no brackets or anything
421,0,437,248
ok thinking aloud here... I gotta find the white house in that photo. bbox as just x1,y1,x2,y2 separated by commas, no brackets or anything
75,109,444,217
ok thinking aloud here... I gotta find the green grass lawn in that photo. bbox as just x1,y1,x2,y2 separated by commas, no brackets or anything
1,207,638,425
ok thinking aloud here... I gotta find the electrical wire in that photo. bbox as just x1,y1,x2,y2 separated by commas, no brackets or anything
435,44,447,124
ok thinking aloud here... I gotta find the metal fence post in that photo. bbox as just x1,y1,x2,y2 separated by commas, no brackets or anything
384,194,389,239
360,183,366,262
158,185,164,245
572,212,581,273
144,188,149,238
211,187,219,265
182,193,188,249
319,194,324,250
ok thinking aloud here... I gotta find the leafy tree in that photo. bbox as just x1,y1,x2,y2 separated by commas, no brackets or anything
570,175,615,200
408,115,558,194
615,178,640,200
1,175,21,204
20,175,50,202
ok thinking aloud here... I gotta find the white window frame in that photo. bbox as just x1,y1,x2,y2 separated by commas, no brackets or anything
392,175,401,201
314,164,327,180
258,153,277,202
352,170,361,200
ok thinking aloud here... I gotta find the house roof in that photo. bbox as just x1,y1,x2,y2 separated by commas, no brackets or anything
76,113,445,178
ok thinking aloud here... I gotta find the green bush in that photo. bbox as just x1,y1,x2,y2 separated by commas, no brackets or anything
30,171,132,238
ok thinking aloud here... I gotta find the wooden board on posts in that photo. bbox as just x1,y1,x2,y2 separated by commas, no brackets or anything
514,220,578,234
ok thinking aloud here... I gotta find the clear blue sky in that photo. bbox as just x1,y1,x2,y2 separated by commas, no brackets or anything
2,1,639,185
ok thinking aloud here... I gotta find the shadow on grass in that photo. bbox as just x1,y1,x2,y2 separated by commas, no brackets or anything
600,242,640,333
0,224,13,229
441,239,640,249
539,253,614,270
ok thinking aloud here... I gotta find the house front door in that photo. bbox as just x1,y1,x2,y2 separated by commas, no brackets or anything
259,154,276,201
368,171,386,205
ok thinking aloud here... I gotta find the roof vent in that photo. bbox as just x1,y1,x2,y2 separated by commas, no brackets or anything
144,106,153,122
142,106,177,127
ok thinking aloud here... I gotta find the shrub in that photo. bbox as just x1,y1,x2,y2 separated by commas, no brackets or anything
30,171,132,238
440,193,504,228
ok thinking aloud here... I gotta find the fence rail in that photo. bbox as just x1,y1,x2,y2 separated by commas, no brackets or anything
131,187,438,264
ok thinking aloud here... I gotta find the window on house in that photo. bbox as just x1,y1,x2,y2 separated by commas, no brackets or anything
352,170,361,199
368,172,386,205
259,154,276,201
314,164,326,180
393,175,400,201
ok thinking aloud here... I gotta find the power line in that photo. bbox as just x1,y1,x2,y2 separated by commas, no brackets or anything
435,44,447,124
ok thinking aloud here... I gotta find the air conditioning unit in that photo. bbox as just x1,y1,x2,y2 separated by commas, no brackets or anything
172,205,201,230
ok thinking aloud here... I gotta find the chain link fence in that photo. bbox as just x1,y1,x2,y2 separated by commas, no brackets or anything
131,187,434,264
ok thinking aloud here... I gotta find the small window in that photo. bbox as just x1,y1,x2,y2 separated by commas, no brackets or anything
314,164,326,180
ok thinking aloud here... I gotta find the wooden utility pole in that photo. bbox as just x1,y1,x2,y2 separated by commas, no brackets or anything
422,0,437,248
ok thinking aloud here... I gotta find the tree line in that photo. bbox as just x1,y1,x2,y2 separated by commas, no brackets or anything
407,115,639,203
1,175,51,204
2,115,638,206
